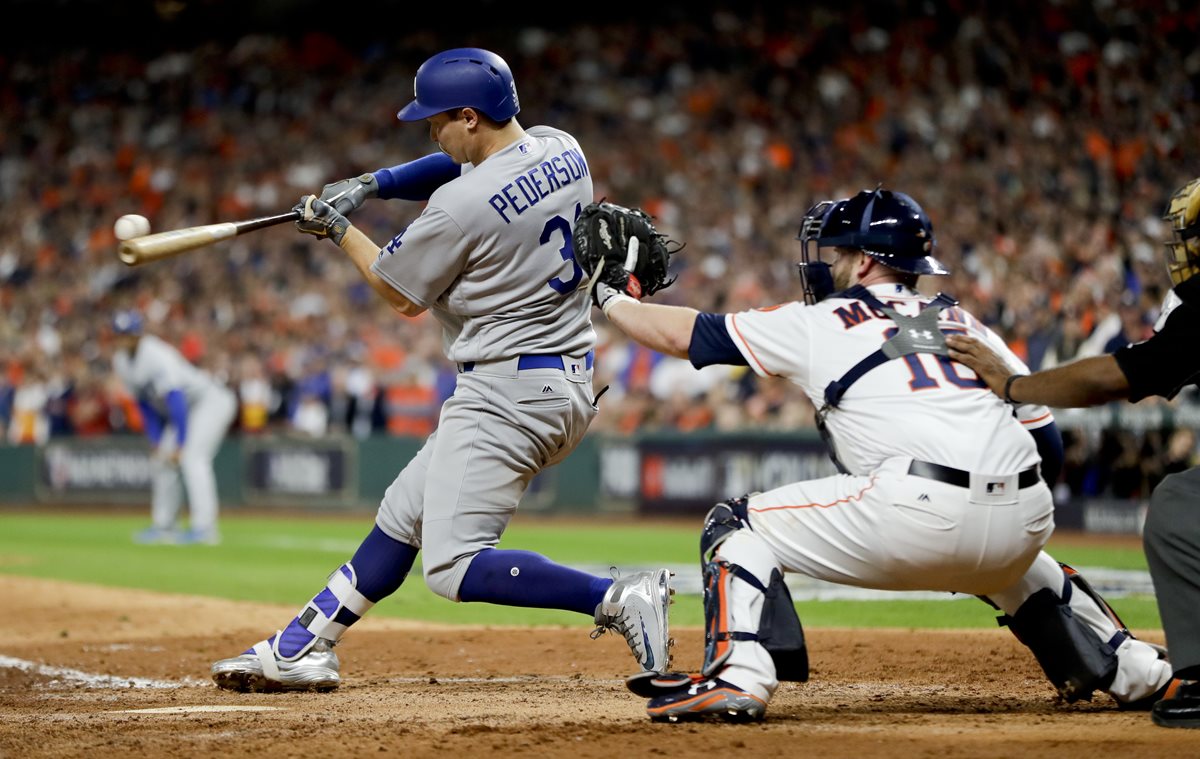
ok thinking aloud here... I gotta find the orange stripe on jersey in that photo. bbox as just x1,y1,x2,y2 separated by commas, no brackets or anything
1021,412,1052,426
748,477,878,513
728,314,775,376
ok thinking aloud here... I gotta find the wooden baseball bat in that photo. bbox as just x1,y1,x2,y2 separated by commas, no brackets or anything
117,211,301,266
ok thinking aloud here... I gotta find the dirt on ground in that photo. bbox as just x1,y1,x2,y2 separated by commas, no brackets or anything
0,571,1189,759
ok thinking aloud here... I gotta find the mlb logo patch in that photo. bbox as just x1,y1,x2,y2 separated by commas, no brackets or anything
986,481,1006,495
518,142,531,154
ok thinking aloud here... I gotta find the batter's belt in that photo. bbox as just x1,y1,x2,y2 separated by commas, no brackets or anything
459,350,594,374
908,460,1042,490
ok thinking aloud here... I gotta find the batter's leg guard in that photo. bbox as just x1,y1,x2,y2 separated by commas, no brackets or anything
700,498,807,693
211,562,375,692
993,561,1171,705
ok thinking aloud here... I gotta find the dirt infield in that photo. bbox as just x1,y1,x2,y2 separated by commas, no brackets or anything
0,574,1191,758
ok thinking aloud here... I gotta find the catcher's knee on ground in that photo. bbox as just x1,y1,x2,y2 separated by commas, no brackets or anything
699,498,808,702
986,555,1170,704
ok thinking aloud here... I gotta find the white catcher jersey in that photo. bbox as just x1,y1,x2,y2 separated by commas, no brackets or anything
371,126,596,363
113,334,224,405
726,282,1053,475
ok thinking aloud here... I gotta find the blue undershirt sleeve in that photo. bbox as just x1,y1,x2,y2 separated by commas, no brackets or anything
137,399,163,446
165,389,189,447
372,153,462,201
1029,420,1064,488
688,312,748,369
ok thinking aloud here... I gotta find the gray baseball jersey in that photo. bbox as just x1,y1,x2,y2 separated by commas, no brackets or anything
367,124,600,601
371,126,596,362
114,334,236,535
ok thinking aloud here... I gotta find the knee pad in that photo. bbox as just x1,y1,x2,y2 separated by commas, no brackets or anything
700,498,808,683
996,565,1122,702
290,563,377,652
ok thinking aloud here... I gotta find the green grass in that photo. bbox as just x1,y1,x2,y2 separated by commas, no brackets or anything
0,511,1161,629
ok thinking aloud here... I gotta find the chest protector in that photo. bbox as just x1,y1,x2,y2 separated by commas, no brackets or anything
816,285,959,473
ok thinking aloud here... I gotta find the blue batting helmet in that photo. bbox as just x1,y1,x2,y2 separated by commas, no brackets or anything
111,309,144,335
397,48,520,122
815,188,948,276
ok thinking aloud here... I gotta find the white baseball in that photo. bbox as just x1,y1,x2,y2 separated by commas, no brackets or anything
114,214,151,240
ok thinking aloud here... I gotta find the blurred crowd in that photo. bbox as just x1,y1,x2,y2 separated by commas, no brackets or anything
1,1,1198,502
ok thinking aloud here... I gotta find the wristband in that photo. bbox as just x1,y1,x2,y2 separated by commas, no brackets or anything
1004,374,1026,405
600,291,638,318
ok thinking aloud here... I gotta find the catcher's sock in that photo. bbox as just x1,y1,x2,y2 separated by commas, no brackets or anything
253,527,418,658
458,548,612,615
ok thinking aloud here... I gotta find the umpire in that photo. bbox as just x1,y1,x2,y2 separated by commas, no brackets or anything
947,176,1200,728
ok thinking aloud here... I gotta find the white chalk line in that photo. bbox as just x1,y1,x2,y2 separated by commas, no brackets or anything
0,654,203,689
109,705,284,714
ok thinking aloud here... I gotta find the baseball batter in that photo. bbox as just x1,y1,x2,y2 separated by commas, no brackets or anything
111,310,237,545
211,48,671,693
589,189,1170,721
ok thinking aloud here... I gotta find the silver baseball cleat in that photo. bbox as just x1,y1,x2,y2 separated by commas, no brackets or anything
592,568,674,673
211,636,340,692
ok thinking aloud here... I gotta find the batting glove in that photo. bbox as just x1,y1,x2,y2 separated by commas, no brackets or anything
319,173,378,216
294,195,351,245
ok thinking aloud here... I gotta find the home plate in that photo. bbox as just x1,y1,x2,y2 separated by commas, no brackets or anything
109,705,285,714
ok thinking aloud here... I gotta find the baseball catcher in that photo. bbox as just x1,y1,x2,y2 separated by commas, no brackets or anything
572,201,680,312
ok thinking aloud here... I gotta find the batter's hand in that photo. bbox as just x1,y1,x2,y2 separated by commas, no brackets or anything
945,335,1013,398
294,196,351,245
319,174,378,216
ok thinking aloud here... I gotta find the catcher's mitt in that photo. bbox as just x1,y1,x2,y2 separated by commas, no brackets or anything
572,201,680,308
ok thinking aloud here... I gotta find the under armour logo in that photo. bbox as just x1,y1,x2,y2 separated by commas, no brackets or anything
688,680,717,696
918,494,930,502
542,385,553,393
909,328,935,341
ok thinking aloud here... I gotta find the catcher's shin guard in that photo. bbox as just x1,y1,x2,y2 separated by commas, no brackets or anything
700,499,808,689
996,562,1169,704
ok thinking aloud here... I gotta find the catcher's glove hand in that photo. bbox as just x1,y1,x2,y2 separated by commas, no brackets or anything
572,201,681,313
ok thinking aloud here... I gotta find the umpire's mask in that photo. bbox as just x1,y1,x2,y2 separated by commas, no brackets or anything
1163,177,1200,286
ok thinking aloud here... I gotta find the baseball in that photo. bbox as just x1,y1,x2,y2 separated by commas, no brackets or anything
114,214,151,240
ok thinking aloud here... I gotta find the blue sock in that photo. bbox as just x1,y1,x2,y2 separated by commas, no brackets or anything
458,548,613,616
349,524,419,601
260,525,418,657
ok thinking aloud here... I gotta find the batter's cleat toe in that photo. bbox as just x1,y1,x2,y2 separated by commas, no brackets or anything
1151,679,1200,728
211,636,340,693
646,677,767,723
132,526,179,545
592,568,673,673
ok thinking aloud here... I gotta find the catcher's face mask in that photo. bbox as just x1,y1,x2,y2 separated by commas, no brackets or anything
796,199,843,304
1163,177,1200,287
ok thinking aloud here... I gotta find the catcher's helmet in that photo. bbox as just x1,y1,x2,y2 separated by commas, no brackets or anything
1163,176,1200,286
397,47,520,122
816,188,948,276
